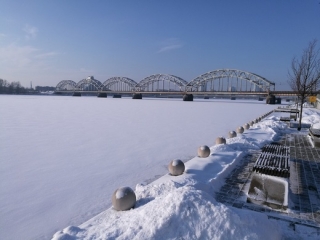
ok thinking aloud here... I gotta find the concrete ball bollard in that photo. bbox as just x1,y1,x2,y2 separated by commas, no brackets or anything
237,126,244,134
250,121,255,126
228,131,237,138
254,119,259,123
243,123,250,130
215,136,226,145
112,187,136,211
168,159,185,176
198,145,210,158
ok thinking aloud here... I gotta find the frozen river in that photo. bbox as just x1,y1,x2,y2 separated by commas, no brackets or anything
0,95,277,240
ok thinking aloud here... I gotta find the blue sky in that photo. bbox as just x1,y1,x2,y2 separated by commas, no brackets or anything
0,0,319,90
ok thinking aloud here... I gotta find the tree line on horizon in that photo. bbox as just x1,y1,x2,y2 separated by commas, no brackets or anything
0,78,55,94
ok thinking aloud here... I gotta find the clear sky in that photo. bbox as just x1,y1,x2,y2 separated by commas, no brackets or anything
0,0,319,90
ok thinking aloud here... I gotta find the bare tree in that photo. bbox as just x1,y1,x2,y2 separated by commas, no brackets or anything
288,39,320,130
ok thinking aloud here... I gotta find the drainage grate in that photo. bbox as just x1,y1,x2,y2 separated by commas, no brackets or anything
274,108,299,113
253,144,290,177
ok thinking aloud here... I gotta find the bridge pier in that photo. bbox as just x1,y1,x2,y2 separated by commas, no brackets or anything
113,94,122,98
132,93,142,99
276,97,282,104
73,92,81,97
97,92,107,98
183,94,193,101
266,95,282,104
266,94,275,104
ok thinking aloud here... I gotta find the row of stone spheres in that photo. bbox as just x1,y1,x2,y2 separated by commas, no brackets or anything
111,110,275,211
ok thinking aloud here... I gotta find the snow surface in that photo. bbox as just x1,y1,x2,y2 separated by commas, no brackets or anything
1,95,320,240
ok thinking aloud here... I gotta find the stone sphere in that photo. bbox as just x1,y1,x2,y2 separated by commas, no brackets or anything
215,136,226,145
168,159,185,176
254,119,259,123
250,121,254,126
243,123,250,130
112,187,136,211
198,145,210,158
236,126,244,134
228,131,237,138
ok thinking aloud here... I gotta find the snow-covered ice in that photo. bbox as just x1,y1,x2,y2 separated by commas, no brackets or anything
1,95,320,240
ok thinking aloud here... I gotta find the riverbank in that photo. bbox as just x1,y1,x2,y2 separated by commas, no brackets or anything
52,106,320,239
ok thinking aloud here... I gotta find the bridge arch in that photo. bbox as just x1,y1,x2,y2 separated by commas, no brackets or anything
56,80,77,91
75,76,103,91
187,69,275,92
137,74,188,91
102,77,138,91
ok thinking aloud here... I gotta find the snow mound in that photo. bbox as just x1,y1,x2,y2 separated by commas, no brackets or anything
52,115,291,240
53,184,282,240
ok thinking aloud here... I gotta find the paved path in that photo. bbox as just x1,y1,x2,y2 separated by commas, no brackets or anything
215,130,320,230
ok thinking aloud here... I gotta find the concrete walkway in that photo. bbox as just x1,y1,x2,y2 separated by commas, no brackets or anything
215,129,320,230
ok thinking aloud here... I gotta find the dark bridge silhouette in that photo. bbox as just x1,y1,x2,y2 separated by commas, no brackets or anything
55,69,276,94
55,69,306,100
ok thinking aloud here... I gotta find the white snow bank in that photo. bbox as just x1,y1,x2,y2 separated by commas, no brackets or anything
54,185,282,240
53,115,290,240
301,108,320,127
1,96,279,240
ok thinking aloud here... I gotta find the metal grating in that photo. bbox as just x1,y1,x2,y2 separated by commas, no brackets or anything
274,108,299,113
253,144,290,177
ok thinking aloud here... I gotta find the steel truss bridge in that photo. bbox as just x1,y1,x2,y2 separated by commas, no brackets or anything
55,69,295,96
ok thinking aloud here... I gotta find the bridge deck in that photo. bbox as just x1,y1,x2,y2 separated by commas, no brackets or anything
54,90,302,97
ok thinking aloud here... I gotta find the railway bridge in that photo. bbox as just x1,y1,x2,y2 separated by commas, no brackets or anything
54,69,302,101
